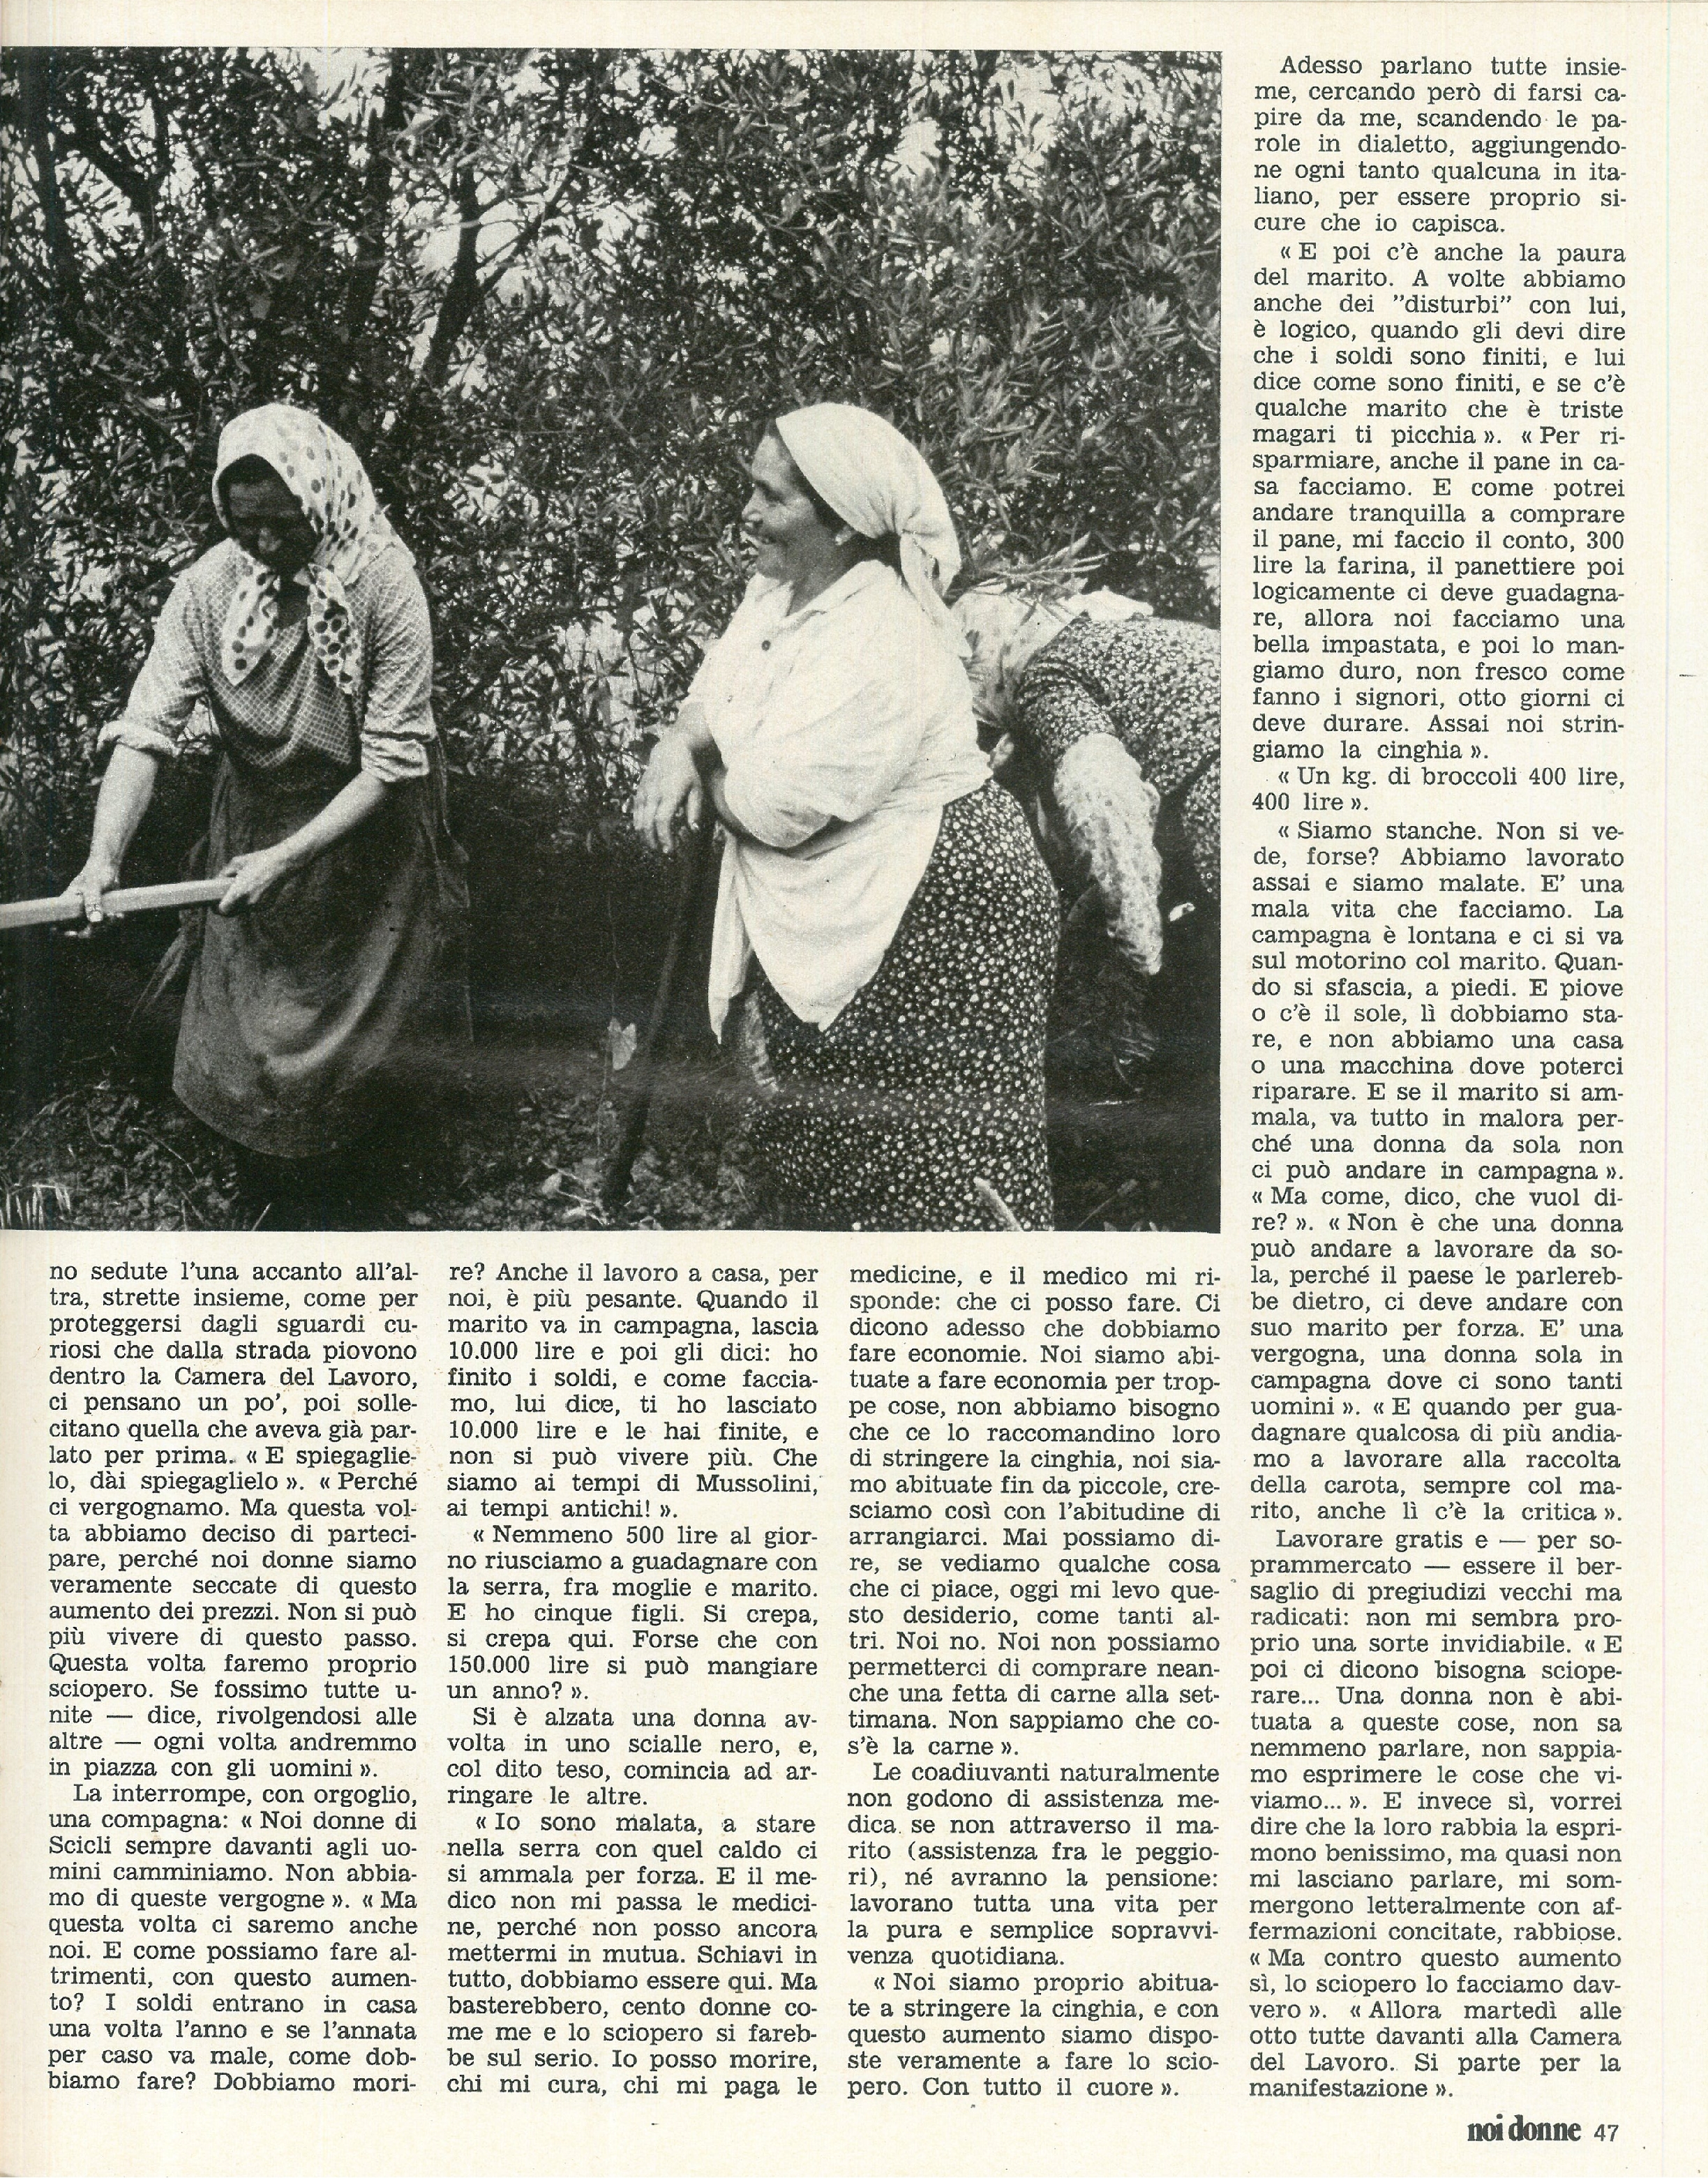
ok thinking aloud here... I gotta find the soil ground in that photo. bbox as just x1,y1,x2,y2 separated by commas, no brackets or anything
1,1029,1216,1234
1,860,1217,1234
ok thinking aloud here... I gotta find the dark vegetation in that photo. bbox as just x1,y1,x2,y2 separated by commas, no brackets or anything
1,47,1219,1229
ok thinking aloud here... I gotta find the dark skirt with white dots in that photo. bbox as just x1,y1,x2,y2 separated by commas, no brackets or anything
749,781,1058,1231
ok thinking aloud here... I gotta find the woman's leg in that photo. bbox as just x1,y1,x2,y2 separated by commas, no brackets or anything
229,1134,391,1229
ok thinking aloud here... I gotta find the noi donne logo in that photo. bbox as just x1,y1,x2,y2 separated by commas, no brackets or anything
1468,2115,1585,2144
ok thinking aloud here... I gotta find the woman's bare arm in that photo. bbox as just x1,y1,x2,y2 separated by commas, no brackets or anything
62,746,161,925
214,771,394,914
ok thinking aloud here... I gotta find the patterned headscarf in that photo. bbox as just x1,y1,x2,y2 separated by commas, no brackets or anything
212,404,409,698
953,585,1151,728
773,404,961,650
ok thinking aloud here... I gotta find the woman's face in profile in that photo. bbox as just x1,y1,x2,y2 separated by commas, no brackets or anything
740,435,844,592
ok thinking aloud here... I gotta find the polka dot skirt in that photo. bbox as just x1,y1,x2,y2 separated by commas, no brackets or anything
751,781,1058,1231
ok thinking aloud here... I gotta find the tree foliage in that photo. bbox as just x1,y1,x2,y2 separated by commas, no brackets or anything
1,45,1218,963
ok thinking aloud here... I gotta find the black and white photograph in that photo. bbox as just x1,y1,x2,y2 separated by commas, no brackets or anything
1,45,1220,1233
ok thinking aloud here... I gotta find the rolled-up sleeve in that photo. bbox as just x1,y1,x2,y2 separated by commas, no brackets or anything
98,576,206,764
358,557,435,783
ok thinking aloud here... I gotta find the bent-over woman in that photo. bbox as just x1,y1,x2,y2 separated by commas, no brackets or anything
64,404,468,1199
635,403,1058,1230
956,587,1219,1082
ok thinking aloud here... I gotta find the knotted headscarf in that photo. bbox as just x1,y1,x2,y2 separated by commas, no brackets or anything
773,404,961,649
953,585,1152,728
212,404,410,698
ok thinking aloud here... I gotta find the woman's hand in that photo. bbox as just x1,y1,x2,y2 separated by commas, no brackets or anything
634,736,705,857
59,746,161,936
216,846,297,915
60,858,121,938
983,728,1018,781
208,774,391,917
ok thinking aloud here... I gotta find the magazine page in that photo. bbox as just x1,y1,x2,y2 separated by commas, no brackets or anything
0,3,1700,2174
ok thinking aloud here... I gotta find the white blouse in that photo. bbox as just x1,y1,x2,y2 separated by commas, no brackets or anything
694,561,989,1036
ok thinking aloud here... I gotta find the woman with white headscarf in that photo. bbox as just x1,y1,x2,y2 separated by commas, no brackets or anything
62,403,469,1209
634,403,1058,1230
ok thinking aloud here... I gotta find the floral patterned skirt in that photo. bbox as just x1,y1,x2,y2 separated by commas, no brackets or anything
750,781,1058,1231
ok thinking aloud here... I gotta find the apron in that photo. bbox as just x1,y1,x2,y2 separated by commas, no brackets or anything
172,741,468,1157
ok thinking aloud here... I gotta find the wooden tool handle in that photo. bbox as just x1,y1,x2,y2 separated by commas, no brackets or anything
0,878,229,932
601,820,717,1217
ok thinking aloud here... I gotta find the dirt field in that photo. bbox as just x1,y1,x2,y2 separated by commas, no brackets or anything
1,1027,1216,1235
